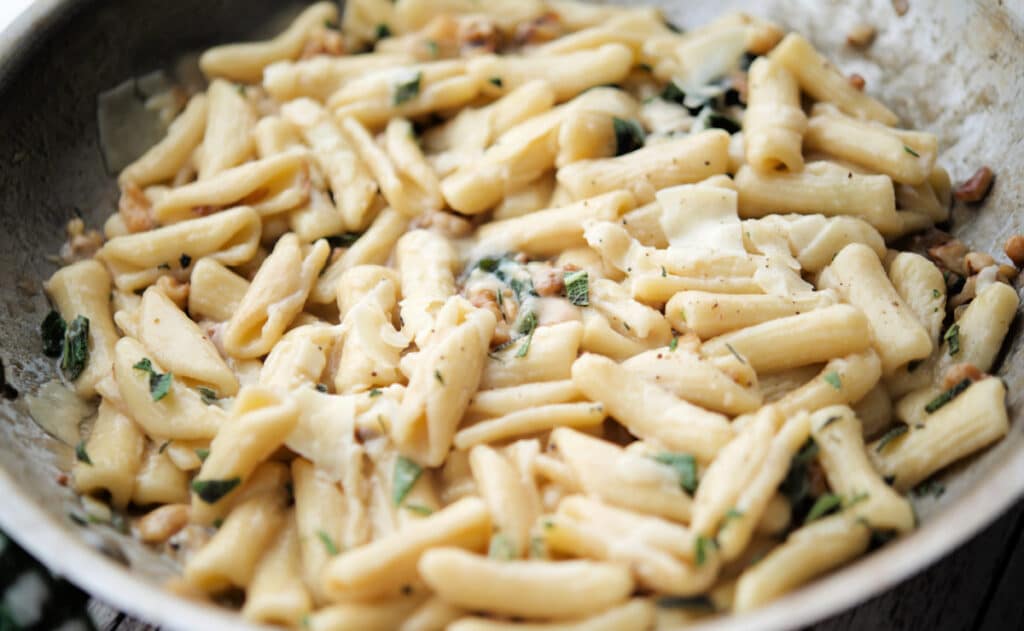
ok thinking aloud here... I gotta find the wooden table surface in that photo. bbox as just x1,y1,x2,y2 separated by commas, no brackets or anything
74,498,1024,631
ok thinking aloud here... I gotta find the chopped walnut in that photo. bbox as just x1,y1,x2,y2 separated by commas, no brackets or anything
941,363,984,390
846,24,876,48
1004,234,1024,268
949,274,977,309
118,182,155,233
156,276,190,310
533,268,565,297
964,251,996,276
892,0,909,16
468,288,511,345
301,26,347,59
59,217,104,264
514,12,564,46
927,239,969,276
997,264,1019,283
458,16,503,54
954,166,994,203
138,504,191,543
848,73,866,91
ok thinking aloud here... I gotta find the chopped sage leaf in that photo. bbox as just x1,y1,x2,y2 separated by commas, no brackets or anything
824,371,842,390
392,456,423,505
669,336,678,351
515,327,535,358
369,388,383,397
924,378,971,413
317,530,340,556
707,112,741,134
393,71,422,106
133,358,173,401
723,508,744,523
694,535,716,566
913,479,945,498
488,533,516,560
488,76,503,87
904,145,920,157
326,232,362,248
515,310,538,358
529,535,546,558
661,80,685,104
875,424,908,453
195,448,210,462
191,477,241,504
725,342,746,364
41,311,66,357
564,270,589,306
652,452,697,493
434,369,445,385
805,493,842,524
315,383,328,393
656,596,715,610
612,117,646,155
179,253,192,268
932,288,941,299
61,316,90,381
944,323,960,356
375,23,391,39
158,440,170,454
197,386,218,405
403,503,434,516
75,440,92,465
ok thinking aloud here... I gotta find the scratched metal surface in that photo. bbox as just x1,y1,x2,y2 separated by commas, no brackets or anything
0,1,1021,630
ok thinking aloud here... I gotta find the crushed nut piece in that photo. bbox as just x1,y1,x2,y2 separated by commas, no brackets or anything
964,252,996,276
138,504,191,543
118,182,154,233
927,239,969,276
892,0,909,16
846,24,876,48
997,264,1019,283
514,12,565,46
954,166,994,203
941,363,984,390
156,275,190,310
458,16,503,54
533,268,565,296
60,217,104,264
848,73,866,90
949,275,977,309
1004,234,1024,268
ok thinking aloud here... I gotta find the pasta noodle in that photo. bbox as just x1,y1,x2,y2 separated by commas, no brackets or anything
37,2,1020,626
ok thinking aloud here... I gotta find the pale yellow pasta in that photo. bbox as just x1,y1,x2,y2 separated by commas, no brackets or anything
469,445,539,557
667,290,836,340
152,151,309,224
870,378,1009,491
736,162,901,235
620,348,762,416
469,44,634,103
557,130,730,203
572,353,733,462
467,380,581,419
887,252,947,343
768,32,899,125
805,104,937,185
742,213,886,274
533,10,670,57
733,513,870,611
400,597,466,631
291,458,347,604
223,234,330,358
264,53,415,102
97,205,261,291
935,282,1019,375
309,595,427,631
260,323,337,392
187,258,250,322
132,445,190,506
810,406,914,532
395,229,458,347
419,547,634,620
313,206,409,304
744,56,806,173
851,385,895,440
552,428,692,522
481,321,584,389
394,0,546,32
199,2,338,82
280,99,379,230
701,304,872,373
241,512,313,626
770,351,883,418
190,386,299,524
72,400,145,508
45,260,119,398
454,402,606,450
322,497,491,602
119,93,207,187
198,79,257,179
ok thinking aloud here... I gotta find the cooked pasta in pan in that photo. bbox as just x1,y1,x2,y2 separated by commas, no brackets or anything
35,1,1021,628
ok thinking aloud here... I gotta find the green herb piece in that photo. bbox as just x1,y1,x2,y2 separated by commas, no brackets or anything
393,71,423,106
301,614,311,630
315,383,329,393
669,337,679,351
403,503,434,516
924,378,972,413
197,387,218,405
944,323,960,356
426,39,439,56
375,23,391,39
846,491,870,508
369,388,383,397
542,518,555,530
529,535,546,559
622,321,631,331
652,452,697,494
707,113,741,134
913,479,945,498
41,311,66,357
326,232,362,248
392,456,423,505
875,424,908,453
656,596,715,610
780,438,818,507
488,533,516,560
516,327,536,358
794,438,819,466
820,415,842,430
434,369,445,385
133,358,173,401
476,256,502,272
694,535,716,566
317,530,340,556
724,342,746,364
932,288,941,299
824,371,842,390
61,315,90,381
75,440,92,465
195,448,210,462
660,80,685,104
660,265,667,277
904,145,920,157
191,477,241,504
805,493,842,524
723,508,744,524
612,117,646,155
179,253,192,268
158,440,170,454
488,76,504,88
564,270,589,306
515,310,538,358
